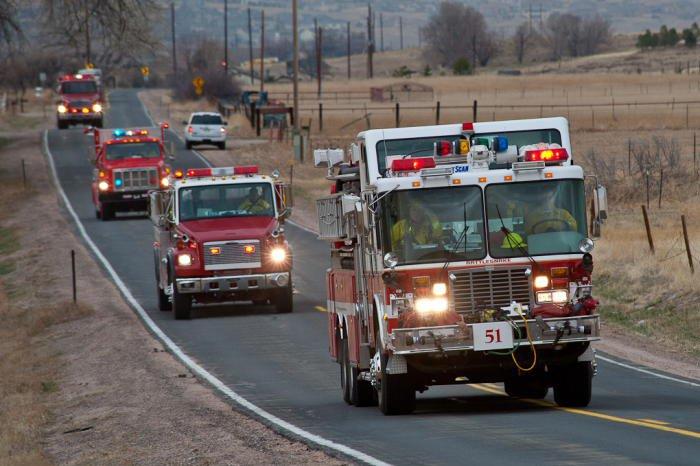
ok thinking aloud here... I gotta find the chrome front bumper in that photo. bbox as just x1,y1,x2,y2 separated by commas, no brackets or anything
390,315,601,355
176,272,290,294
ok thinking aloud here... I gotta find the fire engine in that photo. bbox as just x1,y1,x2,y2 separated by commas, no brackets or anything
149,166,294,320
90,124,172,220
315,117,608,415
56,74,104,129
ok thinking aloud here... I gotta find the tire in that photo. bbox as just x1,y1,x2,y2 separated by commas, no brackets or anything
57,120,67,130
378,353,415,415
95,208,101,219
185,141,193,150
94,119,103,128
100,203,113,221
154,251,170,311
351,363,376,407
553,362,593,407
504,376,549,399
172,281,192,320
340,338,352,405
218,142,226,150
273,286,293,313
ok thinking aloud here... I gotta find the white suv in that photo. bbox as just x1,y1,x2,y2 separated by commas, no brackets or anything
183,112,227,150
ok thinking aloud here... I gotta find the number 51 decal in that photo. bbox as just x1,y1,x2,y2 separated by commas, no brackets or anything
473,321,514,351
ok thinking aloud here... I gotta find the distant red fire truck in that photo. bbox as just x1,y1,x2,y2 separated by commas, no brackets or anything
315,117,607,415
90,125,172,220
149,166,294,319
56,74,103,129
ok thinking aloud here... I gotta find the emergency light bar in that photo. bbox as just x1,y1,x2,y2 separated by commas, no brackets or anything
524,147,569,163
184,166,259,178
390,157,436,172
112,129,148,138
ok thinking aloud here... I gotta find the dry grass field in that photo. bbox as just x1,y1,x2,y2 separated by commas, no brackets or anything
147,65,700,358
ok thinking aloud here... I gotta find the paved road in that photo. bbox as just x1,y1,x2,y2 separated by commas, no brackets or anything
47,89,700,465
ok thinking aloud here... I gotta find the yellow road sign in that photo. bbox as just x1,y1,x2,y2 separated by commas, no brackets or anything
192,76,204,88
141,66,150,77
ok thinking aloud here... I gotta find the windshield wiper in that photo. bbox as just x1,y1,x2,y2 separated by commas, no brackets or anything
441,202,470,275
494,204,542,274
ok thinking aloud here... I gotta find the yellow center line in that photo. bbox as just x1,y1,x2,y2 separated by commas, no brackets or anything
314,305,327,313
469,384,700,440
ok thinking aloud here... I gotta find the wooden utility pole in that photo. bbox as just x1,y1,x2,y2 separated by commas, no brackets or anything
223,0,228,74
260,9,265,92
316,27,323,98
399,16,403,50
347,21,351,80
292,0,299,132
380,13,384,52
367,3,374,79
171,2,177,75
84,1,91,65
248,8,254,85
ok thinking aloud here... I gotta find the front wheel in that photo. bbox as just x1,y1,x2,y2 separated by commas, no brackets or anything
552,362,593,407
340,337,351,404
273,286,293,313
378,354,415,415
218,141,226,150
185,141,193,150
157,284,170,311
99,203,113,221
172,281,192,320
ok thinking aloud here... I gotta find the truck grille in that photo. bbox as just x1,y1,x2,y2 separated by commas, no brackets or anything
70,100,91,108
113,168,158,191
451,267,531,315
203,240,261,271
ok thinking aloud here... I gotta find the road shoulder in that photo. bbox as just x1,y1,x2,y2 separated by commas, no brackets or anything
0,125,345,464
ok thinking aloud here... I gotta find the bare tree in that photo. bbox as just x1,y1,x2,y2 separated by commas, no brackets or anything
580,16,612,56
513,22,530,64
545,13,611,60
421,1,497,69
40,0,162,70
0,0,22,45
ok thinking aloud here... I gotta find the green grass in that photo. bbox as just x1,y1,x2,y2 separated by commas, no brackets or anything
40,381,58,393
0,228,19,277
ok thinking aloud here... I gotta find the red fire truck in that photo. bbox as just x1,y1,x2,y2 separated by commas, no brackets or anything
56,74,104,129
90,125,172,220
315,117,607,415
149,166,294,319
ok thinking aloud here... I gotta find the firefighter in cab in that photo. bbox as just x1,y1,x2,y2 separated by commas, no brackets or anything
525,190,578,234
391,202,442,250
240,185,272,214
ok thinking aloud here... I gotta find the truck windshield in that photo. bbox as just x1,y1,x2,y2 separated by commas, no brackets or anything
105,142,161,160
485,179,587,258
379,186,485,265
179,183,274,221
61,81,97,94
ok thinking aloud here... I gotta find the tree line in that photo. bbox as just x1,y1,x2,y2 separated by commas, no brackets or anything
637,24,700,48
422,1,612,74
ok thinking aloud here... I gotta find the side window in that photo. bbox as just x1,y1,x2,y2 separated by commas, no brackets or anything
360,143,369,184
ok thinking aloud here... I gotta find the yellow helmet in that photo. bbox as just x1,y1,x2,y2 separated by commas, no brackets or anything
502,232,526,249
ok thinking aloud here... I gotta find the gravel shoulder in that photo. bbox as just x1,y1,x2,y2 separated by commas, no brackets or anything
0,117,346,464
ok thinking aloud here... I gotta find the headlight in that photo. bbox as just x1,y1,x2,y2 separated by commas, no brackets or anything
414,297,449,314
92,103,102,112
57,104,67,113
270,247,286,263
98,180,109,191
177,254,192,266
536,290,568,304
383,252,398,268
534,275,549,289
432,282,447,296
578,237,594,253
160,176,169,188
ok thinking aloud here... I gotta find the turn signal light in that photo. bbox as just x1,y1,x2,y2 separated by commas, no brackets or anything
244,245,256,254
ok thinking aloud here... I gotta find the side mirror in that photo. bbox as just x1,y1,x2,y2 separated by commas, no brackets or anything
223,121,228,126
275,183,293,222
181,120,188,125
149,190,164,225
594,185,608,221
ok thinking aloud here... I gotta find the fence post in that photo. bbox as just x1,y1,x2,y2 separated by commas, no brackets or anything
395,102,400,127
694,132,697,173
658,168,664,208
21,159,27,189
255,108,262,136
628,139,631,175
641,205,655,254
472,100,478,122
71,249,77,303
319,102,323,132
435,101,440,125
681,215,694,274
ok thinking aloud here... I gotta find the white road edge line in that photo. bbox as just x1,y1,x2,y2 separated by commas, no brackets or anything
42,130,390,466
596,354,699,388
138,90,318,237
